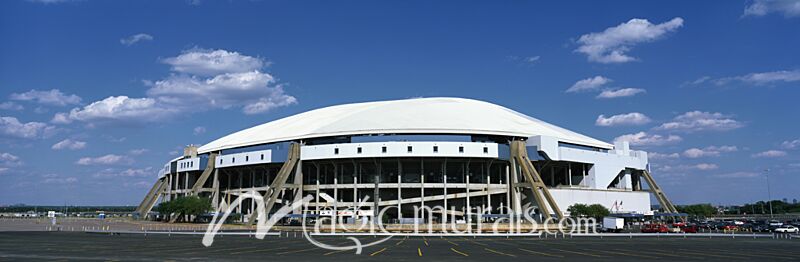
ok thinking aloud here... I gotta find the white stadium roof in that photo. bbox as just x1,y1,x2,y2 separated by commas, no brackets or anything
198,97,613,153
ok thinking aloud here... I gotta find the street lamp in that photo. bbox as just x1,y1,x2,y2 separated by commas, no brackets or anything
765,169,773,218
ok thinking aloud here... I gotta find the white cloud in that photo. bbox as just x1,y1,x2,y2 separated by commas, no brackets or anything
242,95,298,114
0,167,7,174
0,116,56,139
655,111,743,132
76,154,132,165
595,112,651,126
575,17,684,63
0,102,23,111
613,131,682,146
93,167,154,178
714,172,760,178
10,89,81,106
567,76,612,93
596,88,646,99
43,176,78,184
193,126,206,135
56,48,296,125
782,138,800,149
751,150,787,158
524,56,540,63
162,48,265,76
26,0,77,4
682,145,738,158
120,33,153,46
53,96,177,124
717,69,800,86
744,0,800,17
147,71,296,114
128,148,148,155
649,152,680,160
0,152,22,167
657,163,719,172
51,139,86,150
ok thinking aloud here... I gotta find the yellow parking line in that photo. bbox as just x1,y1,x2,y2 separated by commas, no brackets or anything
553,248,604,258
614,249,683,258
370,247,387,256
447,240,459,246
518,248,563,258
450,247,469,257
395,240,404,246
586,248,657,259
323,249,349,256
484,248,516,257
468,240,488,246
277,247,318,255
418,247,423,257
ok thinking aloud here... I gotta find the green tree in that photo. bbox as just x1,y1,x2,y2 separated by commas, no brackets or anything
568,204,610,219
155,196,211,222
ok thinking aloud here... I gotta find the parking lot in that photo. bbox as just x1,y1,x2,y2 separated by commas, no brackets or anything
0,231,798,261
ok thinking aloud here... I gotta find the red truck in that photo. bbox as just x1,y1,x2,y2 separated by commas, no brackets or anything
641,224,669,233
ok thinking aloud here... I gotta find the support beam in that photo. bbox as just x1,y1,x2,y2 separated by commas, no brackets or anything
190,153,218,195
510,140,564,221
641,170,678,214
135,177,167,218
247,143,301,225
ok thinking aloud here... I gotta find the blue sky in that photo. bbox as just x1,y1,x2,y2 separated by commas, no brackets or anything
1,0,799,206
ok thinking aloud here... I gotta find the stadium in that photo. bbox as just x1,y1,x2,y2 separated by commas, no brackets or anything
136,97,677,223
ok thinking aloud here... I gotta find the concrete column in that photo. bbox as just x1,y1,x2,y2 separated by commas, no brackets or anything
353,176,358,222
505,166,510,216
333,170,338,219
568,163,572,186
443,160,447,223
420,174,425,222
466,173,471,225
373,161,380,224
316,165,320,214
582,164,587,187
397,159,402,221
486,175,491,215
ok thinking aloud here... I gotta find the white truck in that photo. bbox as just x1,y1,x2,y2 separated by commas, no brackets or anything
602,217,624,233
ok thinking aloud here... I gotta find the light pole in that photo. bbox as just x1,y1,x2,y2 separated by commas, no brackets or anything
765,169,773,219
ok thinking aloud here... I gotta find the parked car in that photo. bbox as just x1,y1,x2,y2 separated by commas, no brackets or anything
679,224,699,233
774,225,799,233
642,224,669,233
768,220,783,227
722,223,739,231
751,224,771,232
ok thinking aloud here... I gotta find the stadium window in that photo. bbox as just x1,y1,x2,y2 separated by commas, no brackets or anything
382,146,387,153
220,159,223,164
483,147,488,153
433,146,438,153
334,148,339,155
357,147,362,154
459,146,464,153
260,154,264,160
246,156,249,161
232,157,235,163
407,146,413,153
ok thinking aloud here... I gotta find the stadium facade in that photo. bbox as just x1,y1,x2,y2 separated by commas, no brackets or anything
136,97,677,223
